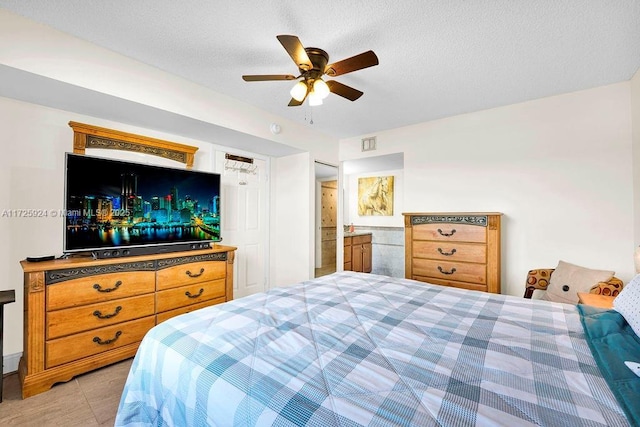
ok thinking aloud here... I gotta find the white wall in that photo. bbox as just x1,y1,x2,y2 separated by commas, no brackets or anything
632,68,640,247
340,83,634,297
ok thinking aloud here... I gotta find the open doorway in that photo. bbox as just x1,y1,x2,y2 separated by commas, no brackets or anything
315,161,338,278
341,153,405,278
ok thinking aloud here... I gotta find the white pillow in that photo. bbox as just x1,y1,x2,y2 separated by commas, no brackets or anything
541,260,614,304
614,274,640,337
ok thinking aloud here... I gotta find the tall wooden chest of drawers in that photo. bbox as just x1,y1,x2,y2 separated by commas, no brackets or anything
403,212,502,293
19,245,235,398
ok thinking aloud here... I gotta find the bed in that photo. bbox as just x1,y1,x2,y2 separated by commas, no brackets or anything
115,272,637,426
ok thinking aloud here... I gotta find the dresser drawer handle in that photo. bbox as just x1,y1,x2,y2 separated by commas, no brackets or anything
93,306,122,320
185,288,204,299
437,228,456,237
437,248,457,256
93,330,122,345
186,268,205,278
93,280,122,293
437,266,457,275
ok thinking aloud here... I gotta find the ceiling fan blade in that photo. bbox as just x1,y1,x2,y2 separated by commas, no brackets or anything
325,50,379,77
326,80,363,101
288,97,304,107
277,35,313,71
242,74,296,82
288,89,309,106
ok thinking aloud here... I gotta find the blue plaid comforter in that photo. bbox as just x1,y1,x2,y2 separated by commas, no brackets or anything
115,272,629,426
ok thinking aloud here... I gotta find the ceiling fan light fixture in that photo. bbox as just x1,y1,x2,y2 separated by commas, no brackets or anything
243,35,378,107
290,81,308,102
313,78,330,99
308,91,323,106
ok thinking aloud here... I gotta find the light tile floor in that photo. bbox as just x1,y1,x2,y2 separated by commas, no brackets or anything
0,358,132,426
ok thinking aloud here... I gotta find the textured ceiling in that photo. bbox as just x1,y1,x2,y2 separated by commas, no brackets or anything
1,0,639,140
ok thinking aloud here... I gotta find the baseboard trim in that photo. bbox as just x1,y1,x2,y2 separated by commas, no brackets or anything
3,352,21,375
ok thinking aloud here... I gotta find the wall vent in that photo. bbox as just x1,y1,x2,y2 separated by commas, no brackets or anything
361,136,377,152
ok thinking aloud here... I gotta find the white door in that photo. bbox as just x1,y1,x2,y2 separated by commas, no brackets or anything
219,153,268,298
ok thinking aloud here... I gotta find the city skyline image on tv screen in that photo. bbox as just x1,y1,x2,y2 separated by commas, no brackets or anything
64,153,221,252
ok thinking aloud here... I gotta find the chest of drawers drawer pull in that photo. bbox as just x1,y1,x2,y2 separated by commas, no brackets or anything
93,280,122,293
185,288,204,299
185,268,205,278
93,306,122,320
437,248,457,256
93,330,122,345
437,228,456,237
438,266,457,275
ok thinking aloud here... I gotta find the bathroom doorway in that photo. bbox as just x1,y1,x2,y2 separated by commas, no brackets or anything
314,161,338,277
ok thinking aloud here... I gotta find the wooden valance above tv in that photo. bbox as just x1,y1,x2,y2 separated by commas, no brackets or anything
68,121,199,168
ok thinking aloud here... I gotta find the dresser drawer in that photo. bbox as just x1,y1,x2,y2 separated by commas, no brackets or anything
47,294,155,340
46,316,155,368
157,261,226,290
47,271,156,310
156,279,226,313
412,259,487,285
412,241,486,263
412,223,486,243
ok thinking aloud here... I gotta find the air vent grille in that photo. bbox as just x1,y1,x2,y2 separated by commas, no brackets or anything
361,137,377,152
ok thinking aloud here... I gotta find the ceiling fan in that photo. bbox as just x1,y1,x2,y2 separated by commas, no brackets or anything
242,35,379,107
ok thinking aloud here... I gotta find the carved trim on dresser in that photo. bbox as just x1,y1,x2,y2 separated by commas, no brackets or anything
411,215,488,227
45,261,156,285
156,252,228,269
28,273,45,293
44,252,229,283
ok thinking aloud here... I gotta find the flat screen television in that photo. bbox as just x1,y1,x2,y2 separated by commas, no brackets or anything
64,153,221,257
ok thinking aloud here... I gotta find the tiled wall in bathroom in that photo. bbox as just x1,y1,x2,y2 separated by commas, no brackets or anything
354,226,405,278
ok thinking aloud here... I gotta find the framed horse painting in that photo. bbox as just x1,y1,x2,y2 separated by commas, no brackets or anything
358,176,394,216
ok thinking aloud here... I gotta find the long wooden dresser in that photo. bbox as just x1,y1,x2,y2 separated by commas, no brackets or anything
19,245,235,398
403,212,502,293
